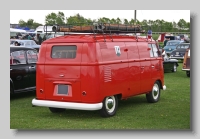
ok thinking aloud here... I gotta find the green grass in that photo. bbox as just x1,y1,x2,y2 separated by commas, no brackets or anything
10,63,190,130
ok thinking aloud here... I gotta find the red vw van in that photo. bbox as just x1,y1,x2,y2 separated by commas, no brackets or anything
32,23,166,117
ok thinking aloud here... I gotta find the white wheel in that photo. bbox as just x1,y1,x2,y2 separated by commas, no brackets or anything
146,81,160,103
100,95,118,117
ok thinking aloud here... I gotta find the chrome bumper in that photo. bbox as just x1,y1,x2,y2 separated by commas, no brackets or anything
32,98,103,111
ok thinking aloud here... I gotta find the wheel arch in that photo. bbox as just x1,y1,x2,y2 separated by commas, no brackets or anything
156,79,162,89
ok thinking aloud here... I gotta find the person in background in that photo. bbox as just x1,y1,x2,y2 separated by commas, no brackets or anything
14,41,18,46
36,33,43,45
15,33,19,39
27,34,32,40
163,38,170,47
14,41,21,46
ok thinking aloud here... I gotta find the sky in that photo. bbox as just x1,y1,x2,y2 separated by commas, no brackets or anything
10,10,190,25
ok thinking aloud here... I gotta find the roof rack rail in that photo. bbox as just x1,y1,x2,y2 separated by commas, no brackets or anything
44,22,146,34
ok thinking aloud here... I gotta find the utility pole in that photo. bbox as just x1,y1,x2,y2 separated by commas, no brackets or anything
134,10,137,25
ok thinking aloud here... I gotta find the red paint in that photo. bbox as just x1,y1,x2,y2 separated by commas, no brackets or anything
35,34,165,103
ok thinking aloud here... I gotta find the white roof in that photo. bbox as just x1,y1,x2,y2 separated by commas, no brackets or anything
10,28,26,33
35,26,53,33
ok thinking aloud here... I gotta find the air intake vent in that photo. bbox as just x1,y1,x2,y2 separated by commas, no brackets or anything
104,66,112,82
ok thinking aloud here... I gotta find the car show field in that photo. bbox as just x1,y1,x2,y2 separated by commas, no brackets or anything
10,62,190,129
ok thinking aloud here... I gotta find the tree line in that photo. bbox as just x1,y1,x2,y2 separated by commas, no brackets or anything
17,11,190,32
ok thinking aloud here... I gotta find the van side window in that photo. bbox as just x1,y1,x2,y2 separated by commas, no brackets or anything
148,44,158,57
148,44,153,57
10,51,26,65
51,46,77,59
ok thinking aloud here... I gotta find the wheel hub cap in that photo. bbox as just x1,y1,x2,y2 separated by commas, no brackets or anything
107,98,114,109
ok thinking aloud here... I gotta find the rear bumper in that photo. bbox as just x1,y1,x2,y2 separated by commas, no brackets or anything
32,98,103,111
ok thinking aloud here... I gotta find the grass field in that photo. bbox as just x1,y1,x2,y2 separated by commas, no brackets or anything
10,63,190,130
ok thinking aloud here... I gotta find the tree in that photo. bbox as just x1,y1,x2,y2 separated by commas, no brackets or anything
110,18,117,24
116,17,122,24
45,11,66,25
123,19,129,25
129,19,135,25
18,19,42,29
177,19,187,31
66,13,88,25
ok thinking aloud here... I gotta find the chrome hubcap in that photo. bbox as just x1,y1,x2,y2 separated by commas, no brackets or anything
105,96,115,113
152,84,159,99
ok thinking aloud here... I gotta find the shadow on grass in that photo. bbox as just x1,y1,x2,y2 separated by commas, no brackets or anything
10,91,36,100
33,95,149,119
118,95,147,108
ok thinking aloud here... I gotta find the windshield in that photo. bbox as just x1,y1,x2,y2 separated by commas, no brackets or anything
164,46,177,49
166,42,180,46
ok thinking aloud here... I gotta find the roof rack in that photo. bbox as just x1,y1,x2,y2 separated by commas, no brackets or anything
44,22,145,34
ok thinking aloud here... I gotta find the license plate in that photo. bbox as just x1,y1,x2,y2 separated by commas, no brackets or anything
176,52,179,55
57,84,68,95
169,48,171,50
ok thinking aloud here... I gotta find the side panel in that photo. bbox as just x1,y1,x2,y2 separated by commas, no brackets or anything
36,44,47,99
80,43,102,103
137,42,152,93
125,42,141,95
149,44,163,84
100,42,129,98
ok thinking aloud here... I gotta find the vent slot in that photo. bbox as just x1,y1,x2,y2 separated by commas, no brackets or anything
104,66,112,82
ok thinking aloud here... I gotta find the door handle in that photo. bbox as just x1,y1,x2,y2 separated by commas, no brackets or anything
151,66,155,68
10,69,12,71
141,67,144,69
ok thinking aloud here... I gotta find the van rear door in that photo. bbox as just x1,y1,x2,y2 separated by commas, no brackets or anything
44,43,83,102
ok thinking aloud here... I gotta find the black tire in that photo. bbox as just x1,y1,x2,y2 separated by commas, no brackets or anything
186,71,190,77
172,63,177,72
100,95,118,117
49,107,66,113
146,81,161,103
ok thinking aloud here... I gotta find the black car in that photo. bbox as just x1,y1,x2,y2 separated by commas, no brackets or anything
170,43,190,60
10,46,38,94
162,51,179,72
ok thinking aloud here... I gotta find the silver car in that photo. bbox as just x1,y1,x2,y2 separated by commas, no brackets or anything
10,39,40,52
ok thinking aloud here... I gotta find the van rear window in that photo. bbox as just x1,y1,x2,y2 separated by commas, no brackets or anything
51,46,77,59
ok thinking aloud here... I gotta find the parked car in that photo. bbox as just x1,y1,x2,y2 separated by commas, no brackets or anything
170,43,190,60
182,47,190,77
163,40,184,55
10,39,40,52
10,46,38,94
162,51,179,72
